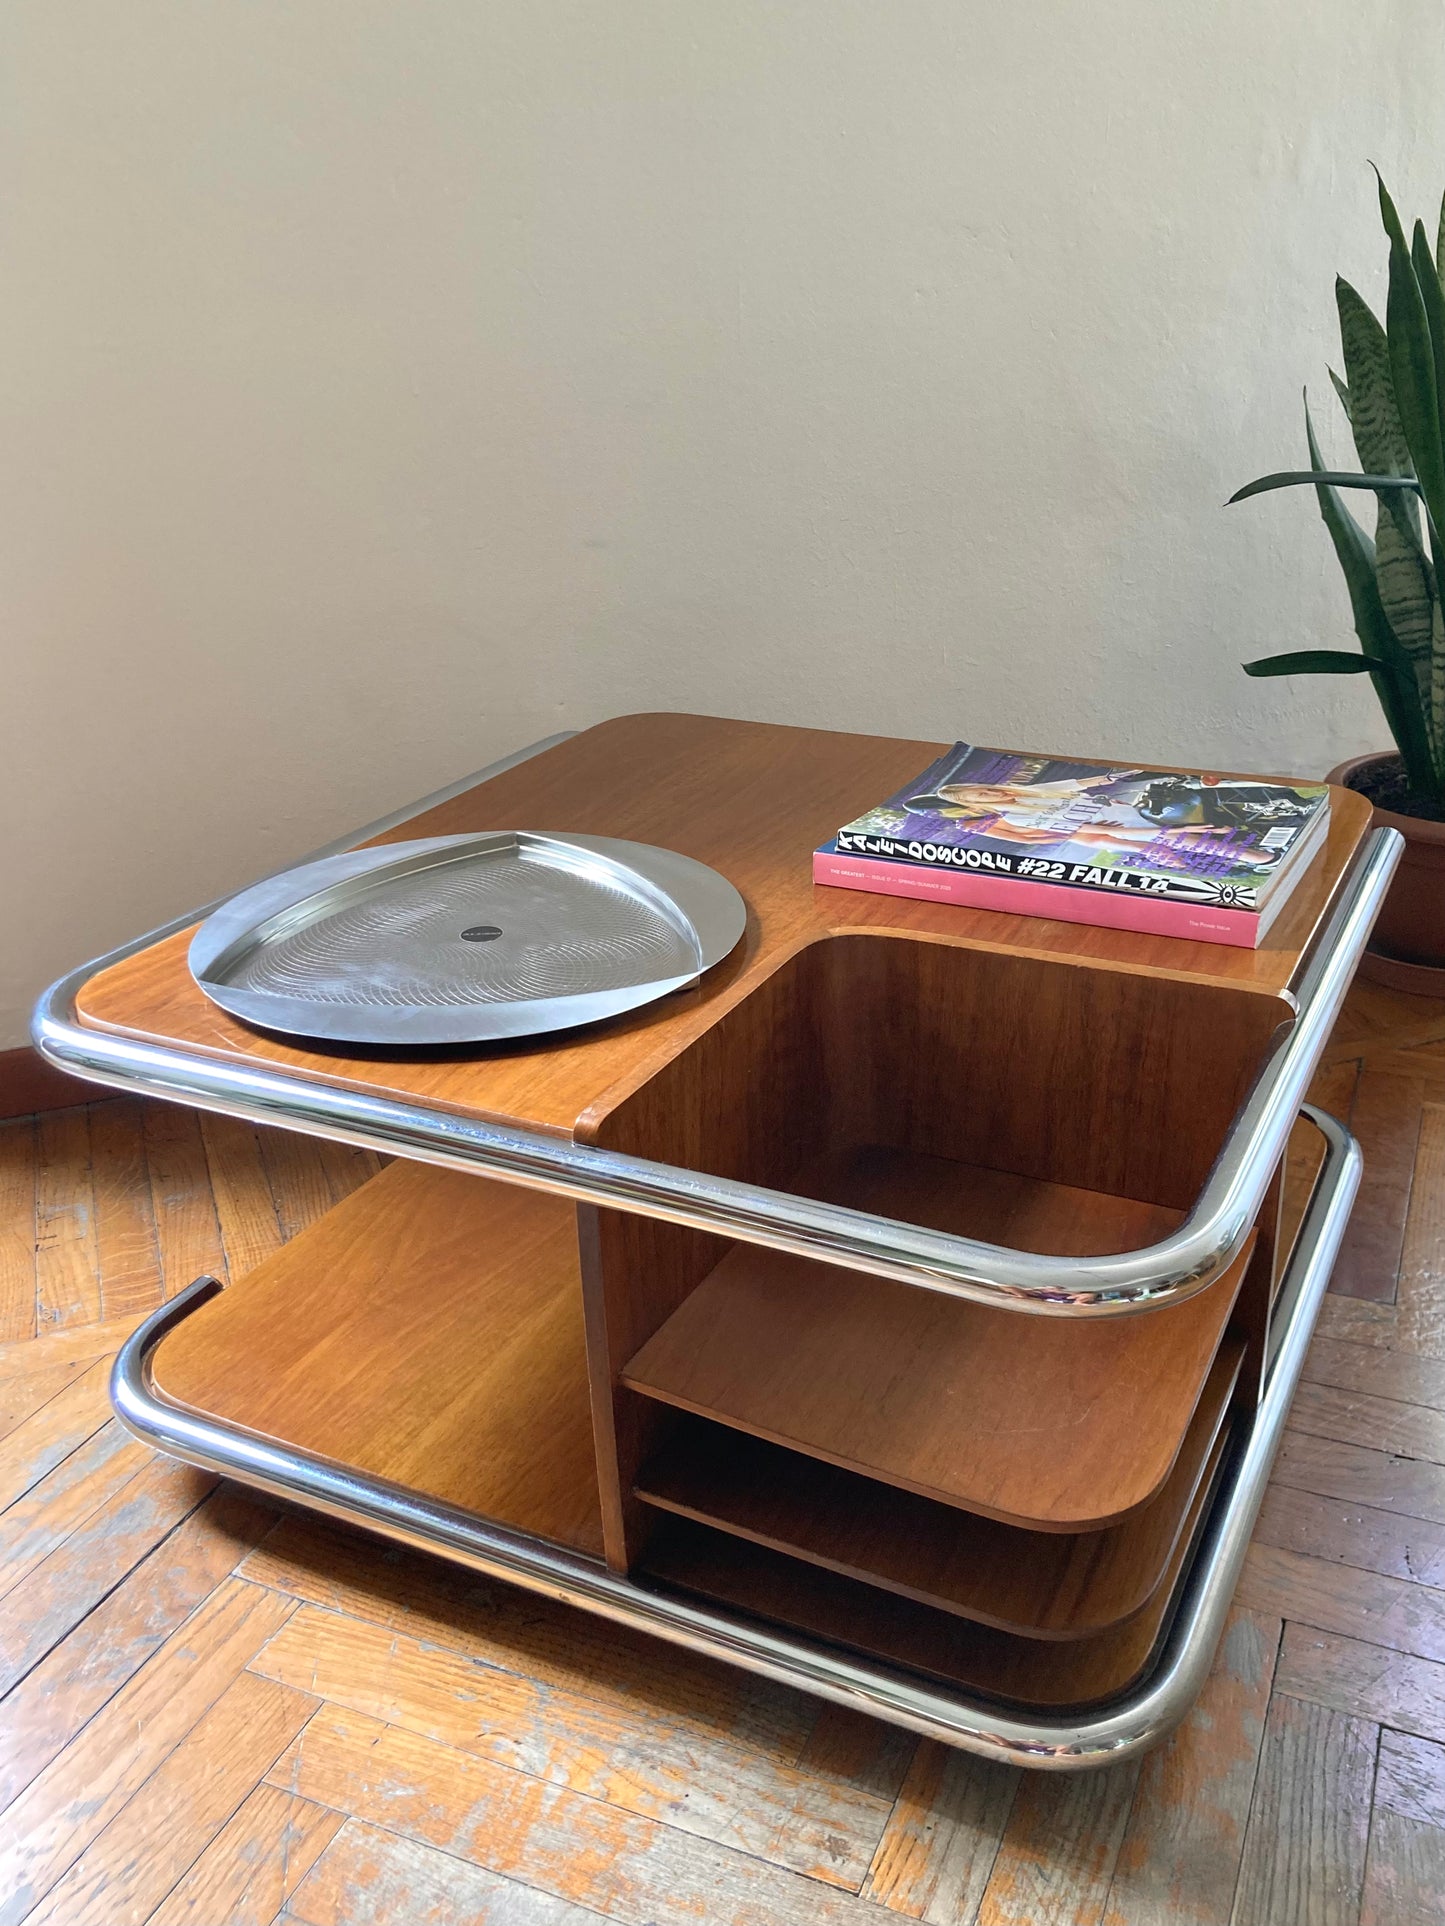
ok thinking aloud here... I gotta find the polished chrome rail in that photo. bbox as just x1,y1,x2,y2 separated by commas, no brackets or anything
33,728,1400,1315
110,1104,1359,1768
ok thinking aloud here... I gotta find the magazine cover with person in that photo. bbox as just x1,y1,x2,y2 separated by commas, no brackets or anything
833,744,1329,910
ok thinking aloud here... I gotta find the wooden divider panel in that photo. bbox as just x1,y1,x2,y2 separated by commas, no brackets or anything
583,926,1284,1566
69,716,1371,1638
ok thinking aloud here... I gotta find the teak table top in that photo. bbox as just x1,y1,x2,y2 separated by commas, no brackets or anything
76,712,1374,1142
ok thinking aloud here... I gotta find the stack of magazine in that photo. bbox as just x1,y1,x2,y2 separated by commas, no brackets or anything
813,743,1331,948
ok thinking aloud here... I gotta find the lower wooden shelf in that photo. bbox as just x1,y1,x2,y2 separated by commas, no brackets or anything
149,1158,605,1557
640,1413,1230,1710
138,1134,1256,1695
634,1332,1243,1639
624,1143,1253,1531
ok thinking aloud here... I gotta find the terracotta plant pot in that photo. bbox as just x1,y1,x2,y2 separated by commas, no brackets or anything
1327,752,1445,995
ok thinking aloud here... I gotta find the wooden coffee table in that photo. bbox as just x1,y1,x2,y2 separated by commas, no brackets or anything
34,714,1401,1768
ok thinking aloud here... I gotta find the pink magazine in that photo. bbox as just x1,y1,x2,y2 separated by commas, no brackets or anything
813,845,1293,947
831,743,1329,914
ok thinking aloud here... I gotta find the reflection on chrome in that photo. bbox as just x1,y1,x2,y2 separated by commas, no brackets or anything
109,1108,1358,1770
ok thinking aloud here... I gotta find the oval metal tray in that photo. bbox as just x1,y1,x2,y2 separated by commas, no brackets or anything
188,832,746,1045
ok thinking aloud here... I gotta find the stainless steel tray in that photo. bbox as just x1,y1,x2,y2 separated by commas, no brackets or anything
31,723,1387,1766
187,831,746,1045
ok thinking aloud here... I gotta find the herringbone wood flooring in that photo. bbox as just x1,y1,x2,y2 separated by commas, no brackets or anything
2,980,1445,1923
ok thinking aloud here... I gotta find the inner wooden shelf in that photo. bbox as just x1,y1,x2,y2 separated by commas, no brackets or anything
148,1158,605,1559
67,721,1378,1749
634,1331,1243,1640
641,1409,1231,1711
623,1143,1253,1533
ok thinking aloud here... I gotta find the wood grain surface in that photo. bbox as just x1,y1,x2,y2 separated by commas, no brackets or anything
150,1158,604,1556
580,906,1283,1558
1102,1606,1280,1926
65,712,1361,1591
2,990,1445,1926
1228,1693,1376,1926
624,1171,1253,1531
637,1418,1225,1711
634,1337,1242,1639
72,714,1372,1141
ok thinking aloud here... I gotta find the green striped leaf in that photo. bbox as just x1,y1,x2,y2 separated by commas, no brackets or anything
1412,220,1445,442
1374,509,1435,686
1405,222,1445,720
1335,275,1429,589
1228,470,1423,503
1336,278,1412,475
1243,650,1377,675
1304,401,1439,791
1378,172,1445,544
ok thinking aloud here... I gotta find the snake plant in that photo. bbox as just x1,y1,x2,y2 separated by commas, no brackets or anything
1230,173,1445,810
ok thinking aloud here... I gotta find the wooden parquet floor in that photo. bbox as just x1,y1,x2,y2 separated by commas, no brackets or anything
4,981,1445,1922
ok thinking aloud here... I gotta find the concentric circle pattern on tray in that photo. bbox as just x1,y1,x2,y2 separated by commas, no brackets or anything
188,831,746,1045
221,860,695,1008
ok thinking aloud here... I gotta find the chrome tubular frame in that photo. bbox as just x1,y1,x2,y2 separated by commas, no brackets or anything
32,727,1402,1315
39,734,1377,1761
110,1105,1359,1770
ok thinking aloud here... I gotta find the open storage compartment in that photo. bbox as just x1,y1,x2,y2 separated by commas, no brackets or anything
148,1159,606,1559
633,1328,1244,1640
579,929,1290,1691
637,1407,1232,1714
53,713,1388,1762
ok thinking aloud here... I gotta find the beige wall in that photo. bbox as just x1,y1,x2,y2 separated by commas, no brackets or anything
3,2,1440,1046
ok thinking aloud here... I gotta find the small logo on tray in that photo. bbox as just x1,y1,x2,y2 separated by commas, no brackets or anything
460,926,503,942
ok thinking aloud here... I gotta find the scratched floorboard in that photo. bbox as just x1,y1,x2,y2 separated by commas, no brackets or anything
1,983,1445,1923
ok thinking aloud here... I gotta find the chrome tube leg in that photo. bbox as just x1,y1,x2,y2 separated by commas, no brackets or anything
35,829,1402,1317
109,1105,1359,1771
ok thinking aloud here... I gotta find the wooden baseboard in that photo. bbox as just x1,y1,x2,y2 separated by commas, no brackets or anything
0,1046,97,1121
